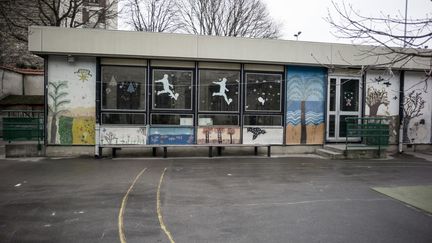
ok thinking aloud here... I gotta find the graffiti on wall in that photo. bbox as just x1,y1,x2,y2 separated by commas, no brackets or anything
148,127,194,145
243,127,283,144
47,56,96,145
286,66,325,144
100,127,147,145
365,71,400,144
403,72,431,144
197,127,240,144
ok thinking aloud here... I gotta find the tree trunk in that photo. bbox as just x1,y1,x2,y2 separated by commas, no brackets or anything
369,103,380,116
300,100,307,144
50,115,57,144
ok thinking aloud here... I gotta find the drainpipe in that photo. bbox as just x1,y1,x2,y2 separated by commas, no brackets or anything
398,71,405,153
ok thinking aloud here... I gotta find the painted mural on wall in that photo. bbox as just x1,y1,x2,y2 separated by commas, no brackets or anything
197,127,240,144
148,127,194,145
403,72,431,144
365,71,400,144
286,66,325,144
100,126,147,145
47,56,96,145
243,127,283,144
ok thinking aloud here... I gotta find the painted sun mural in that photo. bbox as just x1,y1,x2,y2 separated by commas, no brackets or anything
47,56,96,145
286,66,326,144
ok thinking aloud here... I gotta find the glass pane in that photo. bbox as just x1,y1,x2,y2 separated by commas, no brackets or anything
102,66,146,110
244,115,282,126
245,73,282,111
101,113,145,125
329,115,335,137
340,79,359,111
151,114,193,126
199,70,240,111
152,70,193,110
198,115,238,126
329,78,336,111
339,115,357,137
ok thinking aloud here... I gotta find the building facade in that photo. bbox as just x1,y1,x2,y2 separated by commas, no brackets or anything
28,26,432,156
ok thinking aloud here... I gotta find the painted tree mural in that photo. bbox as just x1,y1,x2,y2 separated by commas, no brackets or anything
227,128,236,144
366,87,389,116
48,81,70,144
403,90,425,143
286,75,323,143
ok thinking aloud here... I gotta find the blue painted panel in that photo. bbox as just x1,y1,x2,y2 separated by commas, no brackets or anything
286,66,326,126
148,127,195,145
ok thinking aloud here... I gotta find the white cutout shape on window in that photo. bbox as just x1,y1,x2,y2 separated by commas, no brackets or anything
212,78,232,105
258,97,265,105
155,74,179,100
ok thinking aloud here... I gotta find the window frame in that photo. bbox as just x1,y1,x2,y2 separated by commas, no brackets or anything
101,65,147,112
150,113,195,126
198,114,240,126
243,114,283,127
100,112,146,126
198,68,241,113
151,68,194,111
244,71,283,113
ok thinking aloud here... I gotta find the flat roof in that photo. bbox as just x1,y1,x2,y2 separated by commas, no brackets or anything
28,26,429,70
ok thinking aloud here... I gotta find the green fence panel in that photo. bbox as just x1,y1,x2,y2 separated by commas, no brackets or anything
2,117,44,141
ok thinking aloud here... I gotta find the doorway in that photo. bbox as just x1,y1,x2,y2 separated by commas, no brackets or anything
326,76,362,142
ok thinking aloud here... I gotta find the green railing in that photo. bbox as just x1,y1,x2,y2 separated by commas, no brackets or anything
1,110,44,150
345,117,389,154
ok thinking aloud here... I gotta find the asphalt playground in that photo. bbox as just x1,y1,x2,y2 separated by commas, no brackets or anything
0,153,432,243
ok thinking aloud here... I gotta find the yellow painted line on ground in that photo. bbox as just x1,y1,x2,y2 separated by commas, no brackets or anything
157,168,175,243
118,168,147,243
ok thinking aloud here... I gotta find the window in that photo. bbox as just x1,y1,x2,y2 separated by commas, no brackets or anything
102,66,146,110
101,113,145,125
199,70,240,112
244,115,282,126
151,114,193,126
152,69,193,110
245,73,282,112
198,115,239,126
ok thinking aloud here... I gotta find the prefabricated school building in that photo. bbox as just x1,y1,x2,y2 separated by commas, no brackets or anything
28,26,432,156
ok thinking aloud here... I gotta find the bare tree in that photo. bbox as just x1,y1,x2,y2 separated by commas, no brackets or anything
326,1,432,74
0,0,118,66
366,87,389,116
402,90,425,143
123,0,180,32
177,0,280,38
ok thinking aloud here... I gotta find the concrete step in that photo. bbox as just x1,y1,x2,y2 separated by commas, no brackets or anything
323,144,347,153
316,148,345,159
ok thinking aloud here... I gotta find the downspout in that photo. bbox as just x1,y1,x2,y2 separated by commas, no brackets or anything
95,57,101,158
398,71,405,153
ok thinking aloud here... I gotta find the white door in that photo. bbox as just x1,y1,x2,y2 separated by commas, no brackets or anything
326,76,362,142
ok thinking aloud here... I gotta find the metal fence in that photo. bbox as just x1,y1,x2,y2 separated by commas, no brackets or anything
0,110,44,149
345,117,390,154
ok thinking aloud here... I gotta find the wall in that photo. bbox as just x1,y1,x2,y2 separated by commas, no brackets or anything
365,70,400,144
47,55,96,145
403,71,432,144
24,75,44,95
100,126,146,145
0,69,23,96
286,66,326,145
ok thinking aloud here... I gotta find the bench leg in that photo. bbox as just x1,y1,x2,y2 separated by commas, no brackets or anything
97,147,103,158
254,146,258,156
217,147,222,156
163,147,167,158
267,146,271,157
209,146,213,157
112,148,117,158
152,147,157,157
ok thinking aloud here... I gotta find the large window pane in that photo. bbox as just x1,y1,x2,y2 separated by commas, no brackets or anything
199,70,240,112
152,69,193,110
101,113,145,125
151,114,193,126
340,79,359,112
245,73,282,111
244,115,282,126
102,66,146,110
198,115,239,126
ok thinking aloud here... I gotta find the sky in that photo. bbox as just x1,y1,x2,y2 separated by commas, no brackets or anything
262,0,429,43
118,0,430,44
